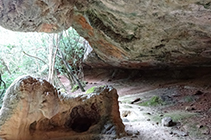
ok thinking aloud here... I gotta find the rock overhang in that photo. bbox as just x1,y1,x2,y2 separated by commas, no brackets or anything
0,0,211,68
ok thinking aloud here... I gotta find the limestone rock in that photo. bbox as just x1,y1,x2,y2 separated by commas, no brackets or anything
1,0,211,68
0,0,75,32
0,76,125,140
83,40,109,68
161,117,174,127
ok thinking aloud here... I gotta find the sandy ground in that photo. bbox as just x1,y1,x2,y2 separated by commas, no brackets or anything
59,67,211,140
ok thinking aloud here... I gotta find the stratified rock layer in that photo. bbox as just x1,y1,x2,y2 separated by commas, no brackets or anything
1,0,211,68
0,76,125,140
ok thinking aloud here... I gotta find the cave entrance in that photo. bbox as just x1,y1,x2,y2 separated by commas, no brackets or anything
66,105,100,133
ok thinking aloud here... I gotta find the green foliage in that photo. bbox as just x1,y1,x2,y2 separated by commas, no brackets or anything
139,96,164,106
71,84,79,92
56,28,85,73
0,26,87,101
86,86,97,94
56,27,86,88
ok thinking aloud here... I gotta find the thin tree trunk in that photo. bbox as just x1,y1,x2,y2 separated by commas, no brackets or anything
0,74,6,99
58,48,85,92
0,58,11,75
48,34,54,84
50,34,59,85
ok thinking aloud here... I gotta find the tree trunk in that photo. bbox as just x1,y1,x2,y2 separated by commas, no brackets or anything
48,34,55,84
58,48,85,92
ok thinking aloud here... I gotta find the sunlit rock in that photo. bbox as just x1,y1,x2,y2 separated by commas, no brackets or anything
0,76,125,140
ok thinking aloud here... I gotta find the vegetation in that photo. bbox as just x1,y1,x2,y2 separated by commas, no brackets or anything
0,27,87,102
71,84,79,92
86,86,97,94
149,111,196,124
139,96,164,106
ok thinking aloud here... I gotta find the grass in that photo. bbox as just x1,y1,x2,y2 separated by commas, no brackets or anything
150,111,196,123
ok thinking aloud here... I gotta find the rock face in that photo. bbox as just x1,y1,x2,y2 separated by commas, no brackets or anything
1,0,211,68
0,76,125,140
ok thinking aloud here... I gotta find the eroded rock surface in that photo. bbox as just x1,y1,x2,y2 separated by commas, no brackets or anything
1,0,211,68
0,76,125,140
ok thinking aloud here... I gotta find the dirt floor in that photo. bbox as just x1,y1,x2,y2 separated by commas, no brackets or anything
59,67,211,140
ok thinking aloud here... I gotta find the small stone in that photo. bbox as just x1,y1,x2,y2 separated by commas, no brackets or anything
139,108,144,111
185,106,195,111
132,134,137,138
134,130,140,135
172,130,188,137
194,90,203,95
147,112,151,115
147,119,150,121
122,111,131,117
131,98,141,104
122,118,129,122
179,131,188,137
197,124,203,129
161,117,174,127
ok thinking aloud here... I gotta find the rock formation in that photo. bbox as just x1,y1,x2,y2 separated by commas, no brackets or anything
0,76,125,140
0,0,211,68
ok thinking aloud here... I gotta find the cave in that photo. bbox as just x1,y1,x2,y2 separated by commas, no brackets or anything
0,0,211,140
67,105,100,133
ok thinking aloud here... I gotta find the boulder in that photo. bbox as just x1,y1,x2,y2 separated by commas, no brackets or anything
0,76,125,140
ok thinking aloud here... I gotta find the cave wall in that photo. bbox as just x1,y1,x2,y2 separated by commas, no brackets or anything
0,0,211,68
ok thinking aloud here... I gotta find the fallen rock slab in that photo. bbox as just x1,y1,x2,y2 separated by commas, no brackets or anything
0,75,125,140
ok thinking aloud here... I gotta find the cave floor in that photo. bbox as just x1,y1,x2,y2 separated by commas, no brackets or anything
60,67,211,140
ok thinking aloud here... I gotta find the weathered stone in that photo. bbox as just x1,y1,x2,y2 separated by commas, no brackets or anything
0,76,125,140
83,40,109,68
161,117,174,127
0,0,75,32
1,0,211,68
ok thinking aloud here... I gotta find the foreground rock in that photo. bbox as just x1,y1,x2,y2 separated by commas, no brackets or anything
1,1,211,68
0,76,125,140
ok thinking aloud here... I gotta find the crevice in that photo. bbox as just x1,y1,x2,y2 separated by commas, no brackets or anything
29,121,37,135
155,44,165,49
